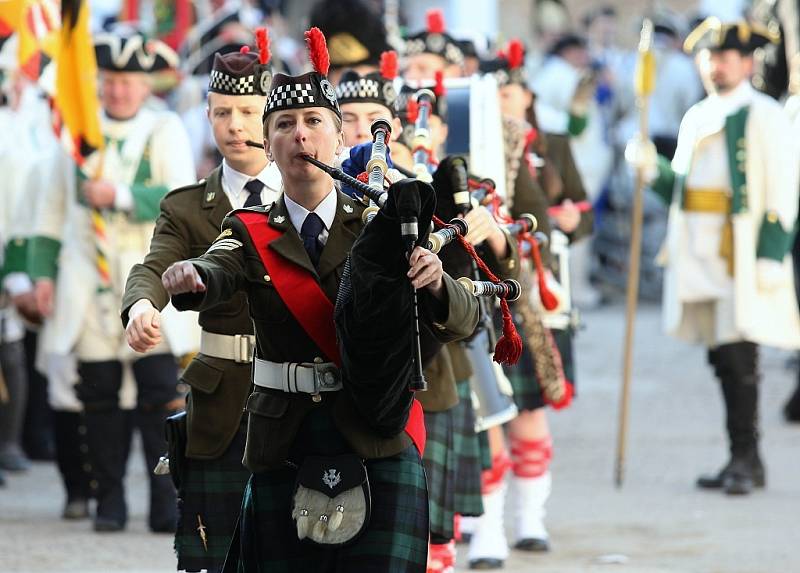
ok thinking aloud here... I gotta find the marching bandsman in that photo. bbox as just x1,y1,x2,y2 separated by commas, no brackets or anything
630,18,800,495
162,28,479,572
28,27,196,532
403,9,465,81
122,32,279,572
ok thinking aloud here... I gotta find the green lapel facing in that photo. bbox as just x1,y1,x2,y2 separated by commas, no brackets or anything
202,166,234,229
317,192,362,280
724,106,749,213
267,195,318,276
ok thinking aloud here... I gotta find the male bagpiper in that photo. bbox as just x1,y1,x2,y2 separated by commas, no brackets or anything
29,26,196,531
631,18,800,495
122,31,279,572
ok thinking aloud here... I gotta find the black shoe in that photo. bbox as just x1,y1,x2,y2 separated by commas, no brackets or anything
722,455,765,495
515,537,550,552
724,473,755,495
469,558,504,570
783,387,800,423
94,516,126,532
62,498,90,520
696,463,731,489
697,459,765,490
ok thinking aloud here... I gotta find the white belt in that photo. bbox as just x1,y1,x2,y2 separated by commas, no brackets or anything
252,357,342,395
199,331,255,363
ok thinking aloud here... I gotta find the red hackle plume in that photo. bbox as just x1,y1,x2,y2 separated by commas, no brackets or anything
406,98,419,123
507,39,524,69
434,70,446,98
426,9,445,34
255,27,271,65
380,50,398,80
304,27,330,76
528,236,559,311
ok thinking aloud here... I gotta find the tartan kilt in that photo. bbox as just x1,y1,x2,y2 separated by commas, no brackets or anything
451,380,484,517
230,405,429,573
422,408,457,539
505,327,575,412
176,423,251,573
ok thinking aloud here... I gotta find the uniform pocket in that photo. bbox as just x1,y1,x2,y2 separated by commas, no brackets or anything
243,390,292,472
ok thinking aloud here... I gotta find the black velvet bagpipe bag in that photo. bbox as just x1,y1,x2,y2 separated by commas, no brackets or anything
334,178,440,438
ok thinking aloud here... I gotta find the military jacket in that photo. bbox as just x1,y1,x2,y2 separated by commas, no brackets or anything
173,191,479,467
122,165,253,459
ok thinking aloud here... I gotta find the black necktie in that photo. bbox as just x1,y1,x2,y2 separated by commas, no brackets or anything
243,179,264,208
300,212,324,267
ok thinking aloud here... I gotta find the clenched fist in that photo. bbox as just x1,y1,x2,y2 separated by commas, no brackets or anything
126,299,163,353
162,261,206,295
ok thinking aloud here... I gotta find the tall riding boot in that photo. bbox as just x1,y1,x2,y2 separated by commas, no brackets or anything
136,406,178,533
22,330,55,460
783,356,800,422
723,377,765,495
83,408,134,531
52,410,92,519
0,341,31,471
697,380,736,489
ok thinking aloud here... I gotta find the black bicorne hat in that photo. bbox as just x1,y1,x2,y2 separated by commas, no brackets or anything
309,0,392,69
404,9,464,67
684,18,780,54
336,51,399,114
480,39,527,87
94,25,178,73
208,28,272,96
263,27,340,122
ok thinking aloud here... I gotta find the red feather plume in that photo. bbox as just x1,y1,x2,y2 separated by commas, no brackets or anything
406,98,419,123
380,50,398,80
433,70,446,97
304,27,330,76
506,39,524,70
255,27,271,65
426,9,445,34
239,45,250,54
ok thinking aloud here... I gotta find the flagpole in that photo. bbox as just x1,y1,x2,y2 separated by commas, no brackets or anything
615,18,655,489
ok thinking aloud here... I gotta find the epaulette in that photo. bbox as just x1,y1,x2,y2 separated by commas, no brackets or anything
163,178,208,200
227,203,274,218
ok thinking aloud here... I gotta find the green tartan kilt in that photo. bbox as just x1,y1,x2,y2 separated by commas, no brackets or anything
505,327,575,412
229,405,429,573
422,408,457,539
176,424,251,573
451,380,484,517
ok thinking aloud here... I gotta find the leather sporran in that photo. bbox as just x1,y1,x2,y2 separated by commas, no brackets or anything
164,410,187,490
291,454,371,546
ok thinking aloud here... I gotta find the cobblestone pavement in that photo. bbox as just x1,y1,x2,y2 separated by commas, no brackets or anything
1,303,798,572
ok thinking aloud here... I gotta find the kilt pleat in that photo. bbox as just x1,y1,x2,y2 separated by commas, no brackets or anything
451,381,484,517
176,424,251,573
422,409,457,539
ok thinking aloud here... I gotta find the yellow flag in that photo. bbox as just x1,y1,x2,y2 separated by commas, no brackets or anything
54,0,103,162
634,19,656,99
0,0,59,80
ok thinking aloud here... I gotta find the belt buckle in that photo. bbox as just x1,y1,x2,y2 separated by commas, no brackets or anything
234,335,253,364
313,362,340,392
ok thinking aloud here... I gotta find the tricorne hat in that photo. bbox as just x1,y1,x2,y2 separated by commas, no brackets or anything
684,17,780,54
94,25,178,73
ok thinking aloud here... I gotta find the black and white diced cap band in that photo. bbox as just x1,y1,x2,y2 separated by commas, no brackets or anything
267,83,316,109
336,78,380,100
209,70,257,95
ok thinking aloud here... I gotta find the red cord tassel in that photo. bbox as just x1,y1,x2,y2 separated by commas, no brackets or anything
527,235,559,311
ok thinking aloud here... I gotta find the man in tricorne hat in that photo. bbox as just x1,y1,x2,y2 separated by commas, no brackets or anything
403,9,464,81
122,31,279,572
28,26,196,531
630,18,800,496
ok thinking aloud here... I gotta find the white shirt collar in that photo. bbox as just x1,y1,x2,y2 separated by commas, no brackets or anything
222,159,281,198
284,187,338,235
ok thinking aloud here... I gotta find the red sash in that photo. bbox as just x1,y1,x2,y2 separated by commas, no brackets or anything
234,211,426,455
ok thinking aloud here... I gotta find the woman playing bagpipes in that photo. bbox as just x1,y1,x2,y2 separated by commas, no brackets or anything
161,28,479,573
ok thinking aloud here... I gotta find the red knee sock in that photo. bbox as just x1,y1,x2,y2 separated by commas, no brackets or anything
510,436,553,478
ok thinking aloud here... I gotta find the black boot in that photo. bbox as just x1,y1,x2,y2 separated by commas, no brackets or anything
722,378,764,496
697,380,736,489
53,411,92,519
83,408,134,531
21,330,55,461
0,340,31,472
137,406,178,533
